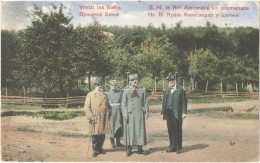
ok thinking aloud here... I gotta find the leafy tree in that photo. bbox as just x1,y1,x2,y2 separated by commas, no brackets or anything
14,4,74,97
195,49,219,92
1,30,20,88
129,36,178,78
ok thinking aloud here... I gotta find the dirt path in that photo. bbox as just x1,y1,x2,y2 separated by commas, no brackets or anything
1,100,259,162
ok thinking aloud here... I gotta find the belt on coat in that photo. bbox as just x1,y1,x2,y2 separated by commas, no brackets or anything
110,103,120,106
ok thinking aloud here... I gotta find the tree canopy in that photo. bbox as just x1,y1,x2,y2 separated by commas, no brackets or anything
1,3,259,96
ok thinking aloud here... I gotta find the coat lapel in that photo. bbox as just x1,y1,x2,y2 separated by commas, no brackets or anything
172,86,179,96
93,91,105,106
99,94,106,106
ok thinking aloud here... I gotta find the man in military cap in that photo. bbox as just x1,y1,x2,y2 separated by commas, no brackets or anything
84,77,111,157
121,73,149,156
105,80,124,148
161,72,188,154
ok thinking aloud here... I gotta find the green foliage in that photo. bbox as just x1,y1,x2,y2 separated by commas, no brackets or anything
1,111,85,120
1,30,20,88
1,4,259,95
14,4,74,97
188,97,256,103
1,104,42,110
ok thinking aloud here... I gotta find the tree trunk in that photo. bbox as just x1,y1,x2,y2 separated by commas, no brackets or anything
236,83,238,93
88,75,91,90
44,88,47,98
220,82,222,93
5,87,8,103
23,86,26,104
205,80,209,92
190,77,194,91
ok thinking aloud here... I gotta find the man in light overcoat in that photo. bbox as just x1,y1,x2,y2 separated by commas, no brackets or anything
161,72,188,154
84,77,111,157
121,73,149,156
105,80,124,148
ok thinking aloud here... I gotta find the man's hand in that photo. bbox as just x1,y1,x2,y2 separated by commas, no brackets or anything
182,114,187,119
124,116,128,124
146,114,149,120
162,115,166,120
89,117,95,124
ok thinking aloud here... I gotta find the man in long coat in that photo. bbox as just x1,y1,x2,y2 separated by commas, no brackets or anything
84,77,111,157
105,80,124,148
121,73,149,156
161,72,188,154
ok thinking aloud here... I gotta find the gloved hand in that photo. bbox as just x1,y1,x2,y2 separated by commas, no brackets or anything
89,117,95,124
124,116,128,124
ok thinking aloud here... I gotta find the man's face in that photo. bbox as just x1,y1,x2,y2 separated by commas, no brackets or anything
169,79,176,88
110,85,117,90
130,78,138,86
95,83,103,90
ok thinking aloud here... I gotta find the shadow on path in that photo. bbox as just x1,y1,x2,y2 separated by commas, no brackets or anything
146,143,209,155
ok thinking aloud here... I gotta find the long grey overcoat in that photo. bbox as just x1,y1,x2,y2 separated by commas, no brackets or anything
105,89,123,138
121,86,149,146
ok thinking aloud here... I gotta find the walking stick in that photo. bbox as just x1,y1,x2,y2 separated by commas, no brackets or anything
87,121,94,157
125,117,128,156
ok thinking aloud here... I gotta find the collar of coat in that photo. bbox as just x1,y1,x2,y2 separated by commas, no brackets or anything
167,85,181,94
92,90,106,105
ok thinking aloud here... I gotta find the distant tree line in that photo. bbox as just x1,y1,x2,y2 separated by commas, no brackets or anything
1,4,259,97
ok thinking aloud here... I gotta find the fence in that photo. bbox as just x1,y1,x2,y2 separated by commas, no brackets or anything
1,96,86,105
1,92,258,106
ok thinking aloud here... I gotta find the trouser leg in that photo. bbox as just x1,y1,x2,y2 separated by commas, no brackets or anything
175,118,183,150
97,134,105,151
166,109,176,149
116,137,124,147
92,135,98,150
110,138,115,148
92,135,98,157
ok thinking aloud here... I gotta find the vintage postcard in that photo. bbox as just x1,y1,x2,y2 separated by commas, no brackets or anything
1,0,259,162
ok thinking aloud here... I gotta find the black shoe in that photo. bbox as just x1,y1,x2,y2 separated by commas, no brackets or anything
116,143,124,147
127,146,132,156
97,149,106,154
137,146,148,155
127,150,132,156
166,147,176,153
176,149,182,154
92,150,97,157
116,138,124,147
137,149,148,155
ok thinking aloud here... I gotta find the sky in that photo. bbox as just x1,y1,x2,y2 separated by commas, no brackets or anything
1,1,259,31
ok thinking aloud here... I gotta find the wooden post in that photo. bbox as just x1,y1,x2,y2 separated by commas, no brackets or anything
220,82,223,93
163,80,165,91
205,80,208,92
5,87,8,103
236,83,238,94
154,78,157,93
23,86,26,104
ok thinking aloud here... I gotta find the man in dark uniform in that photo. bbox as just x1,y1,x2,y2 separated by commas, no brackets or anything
161,72,188,154
105,80,124,148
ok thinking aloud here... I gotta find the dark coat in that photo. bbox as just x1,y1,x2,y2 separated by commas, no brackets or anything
161,85,188,119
